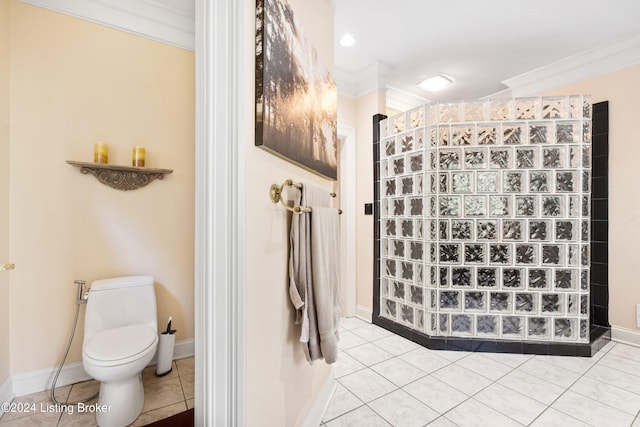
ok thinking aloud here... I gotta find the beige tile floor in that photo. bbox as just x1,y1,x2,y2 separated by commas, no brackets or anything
0,357,194,427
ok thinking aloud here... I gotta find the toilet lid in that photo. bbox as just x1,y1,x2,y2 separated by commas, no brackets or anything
84,324,157,362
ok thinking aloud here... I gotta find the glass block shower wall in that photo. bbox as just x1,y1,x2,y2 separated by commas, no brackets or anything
378,96,592,344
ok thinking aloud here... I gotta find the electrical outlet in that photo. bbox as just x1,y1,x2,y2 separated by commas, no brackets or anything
637,304,640,328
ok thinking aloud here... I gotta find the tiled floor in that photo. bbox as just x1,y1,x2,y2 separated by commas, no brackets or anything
323,317,640,427
0,357,193,427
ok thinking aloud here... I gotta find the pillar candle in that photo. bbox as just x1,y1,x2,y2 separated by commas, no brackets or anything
94,142,109,164
132,146,146,167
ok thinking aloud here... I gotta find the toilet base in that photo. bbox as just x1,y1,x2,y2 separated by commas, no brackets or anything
95,373,144,427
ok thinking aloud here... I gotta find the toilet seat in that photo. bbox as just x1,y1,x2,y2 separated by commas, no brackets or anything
84,324,158,367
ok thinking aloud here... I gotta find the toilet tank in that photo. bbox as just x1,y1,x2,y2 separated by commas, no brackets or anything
85,275,157,336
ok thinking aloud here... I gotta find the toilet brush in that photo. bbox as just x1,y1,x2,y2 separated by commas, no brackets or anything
156,316,176,376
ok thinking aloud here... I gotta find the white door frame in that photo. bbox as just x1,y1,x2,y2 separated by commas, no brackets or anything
194,0,244,426
338,124,357,318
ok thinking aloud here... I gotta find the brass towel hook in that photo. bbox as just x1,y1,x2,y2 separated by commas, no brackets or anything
0,263,15,271
270,179,341,214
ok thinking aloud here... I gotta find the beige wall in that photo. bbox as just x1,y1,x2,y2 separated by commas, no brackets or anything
544,63,640,332
0,0,10,388
337,91,386,314
243,0,336,424
8,1,194,374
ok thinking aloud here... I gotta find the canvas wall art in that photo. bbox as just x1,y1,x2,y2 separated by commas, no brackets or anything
255,0,338,180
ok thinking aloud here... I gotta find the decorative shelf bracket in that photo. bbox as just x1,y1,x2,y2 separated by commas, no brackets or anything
66,161,173,191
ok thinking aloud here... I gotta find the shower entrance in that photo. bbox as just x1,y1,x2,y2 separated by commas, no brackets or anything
372,97,609,356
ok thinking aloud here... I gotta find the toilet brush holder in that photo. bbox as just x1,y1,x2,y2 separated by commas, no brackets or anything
155,331,176,376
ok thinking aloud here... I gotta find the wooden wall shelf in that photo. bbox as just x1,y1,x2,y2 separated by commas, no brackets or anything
66,160,173,191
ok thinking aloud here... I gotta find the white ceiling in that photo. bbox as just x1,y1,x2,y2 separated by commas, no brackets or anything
333,0,640,103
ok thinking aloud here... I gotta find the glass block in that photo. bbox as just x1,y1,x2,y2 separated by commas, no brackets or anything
554,269,575,290
490,148,511,169
439,220,449,240
439,173,449,193
428,173,437,193
582,96,591,119
452,268,472,287
392,281,405,300
582,196,590,216
541,294,563,314
383,298,397,318
490,244,511,264
451,220,473,240
583,120,592,144
415,264,424,285
503,220,524,240
557,121,581,143
490,100,513,121
409,198,423,216
516,244,537,265
477,172,499,193
380,119,389,139
529,220,550,241
542,196,564,217
431,267,438,287
452,126,474,146
581,245,589,267
430,150,438,169
440,103,460,123
410,242,424,261
401,219,413,237
581,295,589,316
488,196,510,217
430,221,437,240
503,172,523,193
503,268,523,288
529,269,549,289
401,134,414,153
542,245,562,265
439,127,450,146
515,293,537,313
393,157,405,175
503,124,525,145
516,148,536,169
542,147,564,168
542,97,567,119
416,310,425,331
415,175,424,195
568,96,583,119
384,139,396,157
580,319,588,340
439,196,461,217
477,315,498,335
477,221,498,240
529,122,554,144
580,269,589,291
440,150,460,169
490,292,511,312
409,154,423,173
556,221,576,241
429,127,438,147
392,240,404,258
452,172,473,193
465,150,486,169
516,196,537,217
478,126,498,145
582,146,591,168
515,97,540,120
385,259,396,277
416,220,425,239
401,262,414,280
451,314,473,334
464,102,485,121
477,268,497,287
528,317,550,339
408,106,425,128
439,314,449,334
567,294,577,315
385,179,397,197
464,196,486,216
401,304,414,325
385,219,397,237
567,245,579,267
430,196,438,217
465,244,486,263
439,267,449,287
393,199,405,216
556,171,577,193
392,114,406,134
554,318,575,340
409,285,423,305
440,244,461,263
529,171,550,192
440,290,460,310
401,177,413,195
415,129,425,150
502,316,523,336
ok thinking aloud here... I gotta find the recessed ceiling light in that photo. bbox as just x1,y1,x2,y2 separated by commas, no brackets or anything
418,74,454,91
339,34,356,47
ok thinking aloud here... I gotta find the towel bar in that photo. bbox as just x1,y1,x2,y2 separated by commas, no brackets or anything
270,179,341,214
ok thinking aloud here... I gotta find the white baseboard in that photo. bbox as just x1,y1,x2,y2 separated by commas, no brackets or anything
0,376,14,417
611,326,640,348
302,370,335,427
356,305,372,323
11,338,195,398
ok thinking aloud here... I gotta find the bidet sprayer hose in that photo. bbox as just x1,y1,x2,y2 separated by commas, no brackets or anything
50,280,98,407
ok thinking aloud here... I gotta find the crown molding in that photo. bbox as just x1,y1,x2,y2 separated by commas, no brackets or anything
503,34,640,97
334,62,391,97
386,86,430,112
20,0,195,51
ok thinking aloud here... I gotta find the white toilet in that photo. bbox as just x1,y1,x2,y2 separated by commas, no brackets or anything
82,275,159,427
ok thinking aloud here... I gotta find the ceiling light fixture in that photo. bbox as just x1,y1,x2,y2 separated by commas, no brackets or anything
339,33,356,47
418,74,454,91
